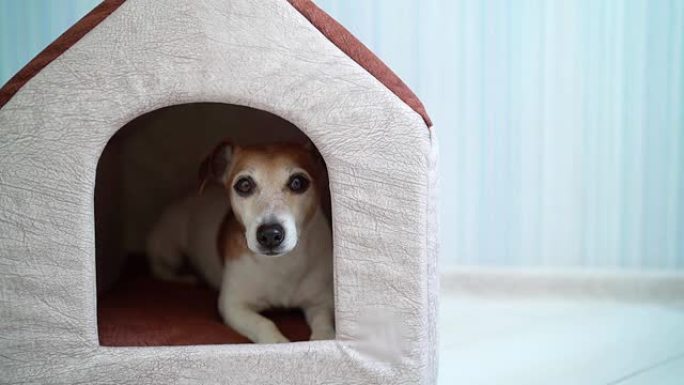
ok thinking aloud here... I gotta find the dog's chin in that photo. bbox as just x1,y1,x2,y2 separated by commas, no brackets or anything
253,248,290,257
248,243,296,257
258,249,287,257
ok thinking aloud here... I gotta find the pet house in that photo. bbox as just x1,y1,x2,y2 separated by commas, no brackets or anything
0,0,438,384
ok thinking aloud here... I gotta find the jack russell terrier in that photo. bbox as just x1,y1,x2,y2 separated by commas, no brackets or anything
146,141,334,343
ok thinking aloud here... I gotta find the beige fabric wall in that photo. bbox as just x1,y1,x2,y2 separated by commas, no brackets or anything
0,0,436,383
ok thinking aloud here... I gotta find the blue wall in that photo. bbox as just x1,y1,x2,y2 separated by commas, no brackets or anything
1,0,682,270
0,0,99,81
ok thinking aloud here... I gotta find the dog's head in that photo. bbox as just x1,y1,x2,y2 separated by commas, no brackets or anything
200,141,324,257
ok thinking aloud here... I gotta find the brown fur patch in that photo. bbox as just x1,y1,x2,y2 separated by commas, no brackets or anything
199,140,232,194
217,210,250,262
224,143,323,189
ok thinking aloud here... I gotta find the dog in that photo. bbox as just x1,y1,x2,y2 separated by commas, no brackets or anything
146,141,334,343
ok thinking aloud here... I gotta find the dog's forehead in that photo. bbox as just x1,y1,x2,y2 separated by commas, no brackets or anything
231,145,314,177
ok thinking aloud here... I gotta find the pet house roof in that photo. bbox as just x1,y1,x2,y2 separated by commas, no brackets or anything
0,0,431,127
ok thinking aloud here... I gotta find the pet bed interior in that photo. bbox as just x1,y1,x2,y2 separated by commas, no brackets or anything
98,257,311,345
95,102,329,346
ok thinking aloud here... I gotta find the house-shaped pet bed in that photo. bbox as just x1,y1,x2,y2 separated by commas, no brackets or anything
0,0,438,384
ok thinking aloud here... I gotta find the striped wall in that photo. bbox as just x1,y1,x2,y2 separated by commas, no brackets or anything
1,0,683,269
0,0,99,82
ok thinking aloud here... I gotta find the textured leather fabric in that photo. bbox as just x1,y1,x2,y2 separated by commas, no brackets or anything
0,0,438,384
0,0,432,127
287,0,432,127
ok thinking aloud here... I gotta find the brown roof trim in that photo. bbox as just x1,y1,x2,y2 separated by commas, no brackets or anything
287,0,432,127
0,0,432,128
0,0,125,108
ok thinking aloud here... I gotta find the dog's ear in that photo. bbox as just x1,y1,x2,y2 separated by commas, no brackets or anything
199,141,233,194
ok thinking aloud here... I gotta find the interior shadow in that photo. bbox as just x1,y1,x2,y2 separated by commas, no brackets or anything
95,103,330,346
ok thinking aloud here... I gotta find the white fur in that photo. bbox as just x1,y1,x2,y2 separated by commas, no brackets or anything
146,187,228,288
146,185,334,343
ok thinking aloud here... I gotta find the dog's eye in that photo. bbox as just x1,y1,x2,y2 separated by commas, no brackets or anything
233,176,255,196
287,174,310,193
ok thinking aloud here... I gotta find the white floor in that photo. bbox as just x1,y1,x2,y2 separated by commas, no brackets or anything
438,270,684,385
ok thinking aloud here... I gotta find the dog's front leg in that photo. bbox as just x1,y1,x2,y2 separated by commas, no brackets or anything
304,302,335,341
219,298,289,344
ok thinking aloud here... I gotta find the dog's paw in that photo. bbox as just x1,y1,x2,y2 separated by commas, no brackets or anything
255,331,290,344
310,328,335,341
270,334,291,344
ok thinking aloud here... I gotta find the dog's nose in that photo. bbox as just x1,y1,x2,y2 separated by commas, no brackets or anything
257,223,285,248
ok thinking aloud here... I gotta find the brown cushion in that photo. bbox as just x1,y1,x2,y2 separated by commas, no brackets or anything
98,261,311,346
